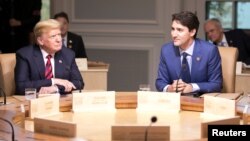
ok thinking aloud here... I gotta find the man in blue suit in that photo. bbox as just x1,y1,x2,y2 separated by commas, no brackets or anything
15,19,84,95
155,11,222,94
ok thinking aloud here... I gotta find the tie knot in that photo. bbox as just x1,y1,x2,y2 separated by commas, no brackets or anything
46,55,52,59
182,52,188,58
218,42,226,46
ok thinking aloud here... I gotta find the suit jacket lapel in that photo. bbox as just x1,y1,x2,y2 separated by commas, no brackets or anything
173,45,182,78
191,41,202,81
33,45,46,79
67,32,73,49
54,51,65,78
225,32,234,46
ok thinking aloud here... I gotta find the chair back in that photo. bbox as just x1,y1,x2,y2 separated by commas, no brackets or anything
218,47,238,93
0,53,16,96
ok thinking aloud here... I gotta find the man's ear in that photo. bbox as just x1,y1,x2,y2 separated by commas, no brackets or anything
37,36,43,46
190,29,196,37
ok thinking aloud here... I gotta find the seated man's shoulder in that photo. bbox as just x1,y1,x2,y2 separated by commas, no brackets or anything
16,45,36,55
226,29,245,35
68,31,81,38
196,38,215,47
61,46,75,56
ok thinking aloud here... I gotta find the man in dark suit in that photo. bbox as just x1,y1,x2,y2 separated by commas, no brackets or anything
204,18,250,65
155,11,222,94
54,11,87,58
15,19,84,95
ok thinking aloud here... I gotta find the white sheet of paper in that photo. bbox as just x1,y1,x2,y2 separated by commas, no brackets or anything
136,91,181,113
75,58,88,71
29,94,60,119
203,95,236,117
72,91,116,112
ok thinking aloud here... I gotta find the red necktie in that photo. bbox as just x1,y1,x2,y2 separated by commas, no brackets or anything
45,55,53,79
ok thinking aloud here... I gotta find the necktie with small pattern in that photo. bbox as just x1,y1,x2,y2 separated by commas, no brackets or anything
181,52,191,83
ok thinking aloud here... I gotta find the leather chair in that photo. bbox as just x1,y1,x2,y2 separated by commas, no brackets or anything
218,47,239,93
0,53,16,96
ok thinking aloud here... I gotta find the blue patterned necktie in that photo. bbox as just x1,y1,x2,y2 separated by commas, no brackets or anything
181,52,191,83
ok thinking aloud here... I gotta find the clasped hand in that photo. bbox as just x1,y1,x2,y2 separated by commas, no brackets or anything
168,79,193,93
39,78,76,94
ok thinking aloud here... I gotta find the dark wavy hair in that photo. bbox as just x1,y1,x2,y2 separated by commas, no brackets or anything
172,11,199,38
53,11,69,23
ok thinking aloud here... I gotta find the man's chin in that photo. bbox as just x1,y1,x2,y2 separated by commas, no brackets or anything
55,46,62,52
173,42,180,47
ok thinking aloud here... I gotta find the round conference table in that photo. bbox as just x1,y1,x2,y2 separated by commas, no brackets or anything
0,92,248,141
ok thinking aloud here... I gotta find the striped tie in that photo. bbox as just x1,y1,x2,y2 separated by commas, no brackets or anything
45,55,53,79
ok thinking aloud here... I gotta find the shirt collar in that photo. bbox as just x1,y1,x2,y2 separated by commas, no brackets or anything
179,40,195,56
221,33,228,45
40,48,55,59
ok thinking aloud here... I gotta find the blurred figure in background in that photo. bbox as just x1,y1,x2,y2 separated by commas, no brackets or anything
0,0,41,53
54,11,88,58
204,18,250,65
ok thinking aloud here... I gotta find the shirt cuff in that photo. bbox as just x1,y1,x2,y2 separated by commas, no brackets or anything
191,83,200,92
51,78,55,86
163,85,169,92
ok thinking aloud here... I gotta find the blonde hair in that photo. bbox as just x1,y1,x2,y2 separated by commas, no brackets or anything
33,19,61,39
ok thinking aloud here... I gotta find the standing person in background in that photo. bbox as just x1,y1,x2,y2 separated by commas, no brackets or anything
15,19,84,95
0,0,41,53
155,11,222,94
54,11,88,58
0,0,8,53
204,18,250,65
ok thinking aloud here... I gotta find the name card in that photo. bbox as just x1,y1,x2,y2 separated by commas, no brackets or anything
29,94,60,119
137,91,180,112
34,117,76,137
203,95,236,117
72,91,116,112
112,125,170,141
236,61,242,74
75,58,88,71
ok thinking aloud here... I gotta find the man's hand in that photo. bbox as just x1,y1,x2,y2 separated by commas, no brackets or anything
167,79,193,93
9,18,21,27
168,79,185,92
39,85,58,94
182,83,193,93
53,78,76,92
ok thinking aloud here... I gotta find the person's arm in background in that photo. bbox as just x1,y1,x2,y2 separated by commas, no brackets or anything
9,0,41,28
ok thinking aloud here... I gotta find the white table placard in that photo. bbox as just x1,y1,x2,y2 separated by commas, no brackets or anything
137,91,181,113
29,94,60,119
72,91,116,112
75,58,88,71
203,95,236,117
236,61,242,74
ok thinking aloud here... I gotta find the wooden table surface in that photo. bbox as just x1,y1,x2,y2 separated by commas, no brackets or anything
0,92,248,141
